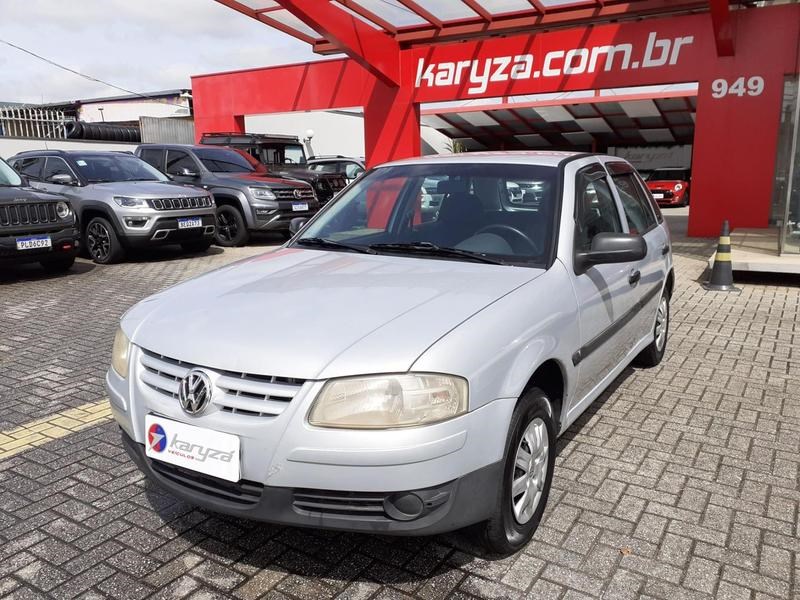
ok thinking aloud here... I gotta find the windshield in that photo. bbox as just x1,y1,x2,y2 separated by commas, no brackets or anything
294,162,559,266
72,154,168,183
0,158,23,186
194,147,265,173
648,169,690,182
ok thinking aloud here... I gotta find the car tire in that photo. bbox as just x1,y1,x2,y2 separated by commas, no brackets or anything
215,205,249,247
475,387,556,555
181,240,213,254
634,290,670,367
86,217,125,264
682,191,690,207
40,255,75,273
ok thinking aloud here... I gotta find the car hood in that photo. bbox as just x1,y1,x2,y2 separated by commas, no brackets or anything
88,181,207,198
122,249,544,380
646,180,687,188
0,186,65,202
212,172,309,188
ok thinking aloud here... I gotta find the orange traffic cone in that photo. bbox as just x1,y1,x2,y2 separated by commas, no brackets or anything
704,220,739,292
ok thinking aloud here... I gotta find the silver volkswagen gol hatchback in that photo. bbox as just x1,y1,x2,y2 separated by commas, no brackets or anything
107,152,673,554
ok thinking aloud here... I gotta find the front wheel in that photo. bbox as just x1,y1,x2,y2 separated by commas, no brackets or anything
474,388,556,555
86,217,125,264
634,290,669,367
215,205,249,247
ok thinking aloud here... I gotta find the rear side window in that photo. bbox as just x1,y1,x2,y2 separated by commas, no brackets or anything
575,167,623,252
165,150,196,175
139,148,164,170
13,157,45,180
612,173,658,234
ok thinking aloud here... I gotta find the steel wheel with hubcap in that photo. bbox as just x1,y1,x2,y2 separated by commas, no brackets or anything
635,289,670,367
476,387,556,555
86,216,125,264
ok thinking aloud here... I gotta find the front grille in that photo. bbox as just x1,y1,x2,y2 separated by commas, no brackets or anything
293,489,388,519
273,188,315,201
150,196,213,211
0,202,60,227
139,349,304,418
151,460,263,506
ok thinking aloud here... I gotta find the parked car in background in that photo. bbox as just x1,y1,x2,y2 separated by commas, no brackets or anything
200,133,348,205
9,150,216,264
136,144,319,246
0,157,79,273
108,151,673,555
308,155,366,182
646,167,691,207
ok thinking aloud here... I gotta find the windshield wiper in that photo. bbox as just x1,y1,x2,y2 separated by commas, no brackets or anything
296,237,376,254
369,242,505,265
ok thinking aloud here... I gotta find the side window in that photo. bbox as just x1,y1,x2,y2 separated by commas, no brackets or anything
575,167,623,252
633,171,663,223
139,148,164,171
165,150,196,175
13,157,45,180
42,158,74,182
612,173,658,234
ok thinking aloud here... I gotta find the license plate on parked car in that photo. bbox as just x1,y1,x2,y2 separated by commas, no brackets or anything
178,217,202,229
15,235,52,251
292,203,309,212
652,193,664,199
144,414,240,482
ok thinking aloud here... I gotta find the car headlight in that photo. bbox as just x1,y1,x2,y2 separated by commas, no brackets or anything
308,373,468,429
114,196,149,209
111,327,131,379
674,184,683,191
249,187,276,201
55,201,71,218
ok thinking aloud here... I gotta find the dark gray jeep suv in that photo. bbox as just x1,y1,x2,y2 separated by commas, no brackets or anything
137,144,319,246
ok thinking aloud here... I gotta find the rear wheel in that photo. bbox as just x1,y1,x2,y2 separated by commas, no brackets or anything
181,240,213,253
86,217,125,264
634,290,669,367
215,205,249,247
475,388,556,555
40,255,75,273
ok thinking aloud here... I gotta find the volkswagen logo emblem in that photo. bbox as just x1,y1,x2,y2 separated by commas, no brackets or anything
178,370,212,415
293,189,303,199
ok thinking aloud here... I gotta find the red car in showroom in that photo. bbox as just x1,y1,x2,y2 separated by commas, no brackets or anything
646,168,691,207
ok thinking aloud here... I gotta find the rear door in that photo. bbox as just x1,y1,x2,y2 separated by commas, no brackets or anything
138,147,165,172
570,162,642,406
604,161,668,344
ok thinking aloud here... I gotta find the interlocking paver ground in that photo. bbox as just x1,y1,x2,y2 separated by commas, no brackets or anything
0,216,797,599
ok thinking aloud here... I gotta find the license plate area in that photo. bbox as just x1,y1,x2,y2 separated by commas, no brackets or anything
292,203,309,212
16,235,52,251
145,414,240,482
178,217,203,229
652,193,665,199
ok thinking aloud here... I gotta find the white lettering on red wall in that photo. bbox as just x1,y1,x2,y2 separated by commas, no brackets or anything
415,32,695,95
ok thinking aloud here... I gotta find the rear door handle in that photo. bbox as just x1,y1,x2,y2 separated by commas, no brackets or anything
628,270,641,285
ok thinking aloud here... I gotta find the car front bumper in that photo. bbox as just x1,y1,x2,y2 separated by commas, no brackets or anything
122,214,216,248
106,349,516,534
0,226,80,265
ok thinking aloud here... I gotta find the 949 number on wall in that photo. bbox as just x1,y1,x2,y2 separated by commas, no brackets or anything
711,76,764,98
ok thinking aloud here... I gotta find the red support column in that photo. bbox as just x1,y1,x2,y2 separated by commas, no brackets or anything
364,82,420,167
193,114,244,143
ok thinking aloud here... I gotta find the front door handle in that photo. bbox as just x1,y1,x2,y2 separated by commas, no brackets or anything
661,244,670,256
628,270,641,285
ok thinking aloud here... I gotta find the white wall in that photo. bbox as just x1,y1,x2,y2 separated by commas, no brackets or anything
0,138,138,160
245,109,452,160
79,98,191,123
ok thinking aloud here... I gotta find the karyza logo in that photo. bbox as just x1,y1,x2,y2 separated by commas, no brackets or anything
168,434,234,464
415,32,694,95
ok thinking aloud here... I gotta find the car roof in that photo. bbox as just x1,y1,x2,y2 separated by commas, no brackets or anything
138,144,241,151
379,150,594,169
13,149,135,157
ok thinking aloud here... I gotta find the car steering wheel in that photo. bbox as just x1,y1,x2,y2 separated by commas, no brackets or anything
474,224,538,254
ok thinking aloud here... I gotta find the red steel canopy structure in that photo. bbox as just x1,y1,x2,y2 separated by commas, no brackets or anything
196,0,800,235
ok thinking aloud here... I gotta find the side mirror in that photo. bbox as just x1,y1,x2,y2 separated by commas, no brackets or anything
49,173,76,185
575,232,646,273
177,167,199,178
288,217,308,235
